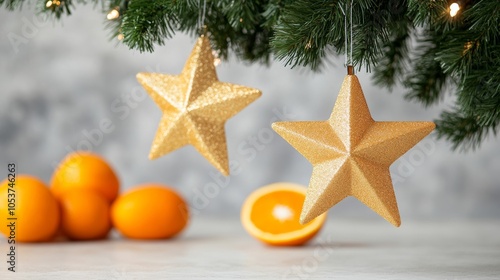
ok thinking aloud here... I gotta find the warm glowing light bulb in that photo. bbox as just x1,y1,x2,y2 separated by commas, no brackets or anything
212,50,221,67
450,3,460,17
213,57,221,67
117,34,124,41
107,8,120,20
46,0,61,8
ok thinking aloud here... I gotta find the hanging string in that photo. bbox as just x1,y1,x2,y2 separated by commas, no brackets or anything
342,0,354,71
349,0,353,67
344,3,347,67
198,0,207,33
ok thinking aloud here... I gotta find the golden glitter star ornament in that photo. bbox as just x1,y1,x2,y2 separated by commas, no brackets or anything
272,68,435,227
137,36,261,176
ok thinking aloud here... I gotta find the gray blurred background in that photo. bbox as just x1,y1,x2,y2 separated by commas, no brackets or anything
1,6,499,222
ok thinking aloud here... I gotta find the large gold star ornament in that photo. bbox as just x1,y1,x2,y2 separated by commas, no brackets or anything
137,36,261,175
272,72,435,227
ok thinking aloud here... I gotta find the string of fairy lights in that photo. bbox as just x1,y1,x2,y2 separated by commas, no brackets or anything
43,1,463,39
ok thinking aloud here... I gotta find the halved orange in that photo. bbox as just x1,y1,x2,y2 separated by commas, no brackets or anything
241,182,327,246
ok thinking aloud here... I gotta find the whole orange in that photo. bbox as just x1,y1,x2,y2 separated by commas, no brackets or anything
51,152,119,203
59,190,111,240
0,175,60,242
112,184,189,239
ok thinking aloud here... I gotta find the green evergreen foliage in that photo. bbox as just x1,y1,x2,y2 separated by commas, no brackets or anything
1,0,499,150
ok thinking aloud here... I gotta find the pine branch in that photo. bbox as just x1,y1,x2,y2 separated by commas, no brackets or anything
221,0,265,30
1,0,499,151
468,0,500,40
262,0,292,28
404,31,449,107
121,0,177,52
354,0,409,70
371,20,411,90
458,56,500,127
215,0,273,63
436,109,498,151
105,0,128,40
0,0,26,10
271,0,343,70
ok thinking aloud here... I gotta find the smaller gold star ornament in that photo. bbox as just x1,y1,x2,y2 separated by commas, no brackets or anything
137,36,261,175
272,68,435,226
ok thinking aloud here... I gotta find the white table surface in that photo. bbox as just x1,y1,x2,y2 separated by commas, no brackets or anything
2,218,500,280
